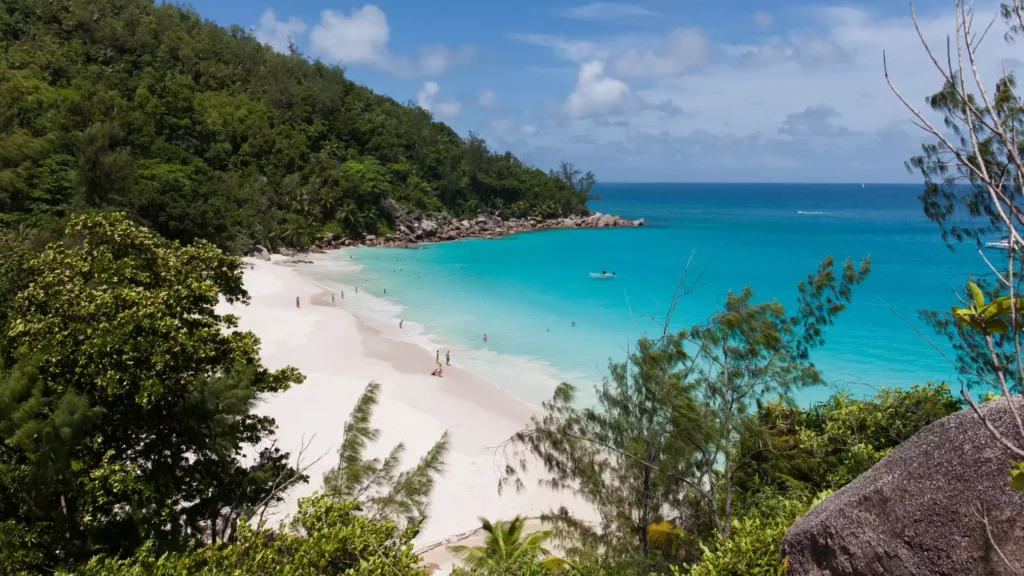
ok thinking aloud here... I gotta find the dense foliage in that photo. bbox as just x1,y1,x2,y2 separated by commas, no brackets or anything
448,515,568,575
736,383,963,496
0,213,304,572
677,492,826,576
0,0,594,250
69,496,426,576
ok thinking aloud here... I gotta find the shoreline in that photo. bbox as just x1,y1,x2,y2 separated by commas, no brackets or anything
218,255,595,573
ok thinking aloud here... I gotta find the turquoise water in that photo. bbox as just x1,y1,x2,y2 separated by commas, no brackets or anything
302,183,981,406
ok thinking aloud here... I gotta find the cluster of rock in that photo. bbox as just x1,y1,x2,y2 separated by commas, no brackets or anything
316,201,644,249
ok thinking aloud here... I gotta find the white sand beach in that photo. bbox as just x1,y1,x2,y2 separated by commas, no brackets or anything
218,255,593,572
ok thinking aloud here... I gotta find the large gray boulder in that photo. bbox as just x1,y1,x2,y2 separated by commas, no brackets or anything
251,245,271,261
781,397,1024,576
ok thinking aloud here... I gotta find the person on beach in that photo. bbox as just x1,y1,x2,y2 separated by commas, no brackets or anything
295,297,300,308
355,287,358,294
446,351,450,366
436,350,440,364
399,319,404,329
332,293,335,304
384,288,387,295
341,290,344,299
483,333,488,343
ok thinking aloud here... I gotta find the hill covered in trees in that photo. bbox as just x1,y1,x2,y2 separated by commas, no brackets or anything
0,0,594,250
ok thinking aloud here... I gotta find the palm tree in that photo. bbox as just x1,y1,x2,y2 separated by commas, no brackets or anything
448,516,570,574
336,201,362,235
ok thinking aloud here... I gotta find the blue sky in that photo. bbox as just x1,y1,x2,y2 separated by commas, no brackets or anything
181,0,1017,183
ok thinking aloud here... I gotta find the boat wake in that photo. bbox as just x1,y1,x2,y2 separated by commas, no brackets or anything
796,210,831,215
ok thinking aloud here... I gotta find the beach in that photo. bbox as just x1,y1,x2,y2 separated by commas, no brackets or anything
217,255,593,572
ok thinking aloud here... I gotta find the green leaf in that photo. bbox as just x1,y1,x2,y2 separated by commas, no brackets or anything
969,281,986,309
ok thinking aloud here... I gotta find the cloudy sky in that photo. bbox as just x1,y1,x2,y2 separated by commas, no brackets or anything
184,0,1023,183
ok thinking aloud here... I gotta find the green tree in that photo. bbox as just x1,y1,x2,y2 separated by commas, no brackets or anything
323,382,450,529
682,256,870,537
734,382,961,497
71,495,427,576
0,0,595,247
889,0,1024,490
500,257,868,573
448,516,568,575
678,492,828,576
0,213,304,571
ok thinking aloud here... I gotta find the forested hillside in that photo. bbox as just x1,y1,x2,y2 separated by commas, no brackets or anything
0,0,592,250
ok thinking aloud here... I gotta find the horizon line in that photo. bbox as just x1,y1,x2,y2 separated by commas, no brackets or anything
596,181,922,186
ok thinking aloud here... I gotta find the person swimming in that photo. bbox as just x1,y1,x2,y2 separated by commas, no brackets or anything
483,333,488,343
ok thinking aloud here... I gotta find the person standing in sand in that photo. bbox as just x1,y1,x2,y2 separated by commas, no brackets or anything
446,351,450,366
332,293,335,304
436,350,440,364
399,319,404,329
296,297,300,308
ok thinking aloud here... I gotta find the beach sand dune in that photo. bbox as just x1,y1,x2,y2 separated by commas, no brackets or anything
218,256,593,572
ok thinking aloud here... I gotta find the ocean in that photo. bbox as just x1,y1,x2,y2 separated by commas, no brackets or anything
298,183,982,407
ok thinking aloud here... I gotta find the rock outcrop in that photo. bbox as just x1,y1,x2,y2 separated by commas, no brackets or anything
781,397,1024,576
314,205,643,250
249,245,272,261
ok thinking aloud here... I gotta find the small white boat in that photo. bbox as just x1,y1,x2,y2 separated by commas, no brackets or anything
590,272,617,279
986,237,1011,250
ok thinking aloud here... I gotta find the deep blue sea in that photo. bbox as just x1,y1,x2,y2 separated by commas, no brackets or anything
300,183,983,406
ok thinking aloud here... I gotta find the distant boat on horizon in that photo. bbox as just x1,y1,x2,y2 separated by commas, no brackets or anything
590,271,616,279
986,237,1011,250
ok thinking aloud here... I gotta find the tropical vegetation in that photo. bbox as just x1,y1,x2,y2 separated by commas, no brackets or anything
5,0,1024,574
0,0,596,252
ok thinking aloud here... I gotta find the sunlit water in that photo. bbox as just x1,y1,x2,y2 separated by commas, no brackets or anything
298,183,982,406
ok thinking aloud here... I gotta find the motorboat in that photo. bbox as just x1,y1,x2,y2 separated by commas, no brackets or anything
986,237,1011,250
590,271,617,279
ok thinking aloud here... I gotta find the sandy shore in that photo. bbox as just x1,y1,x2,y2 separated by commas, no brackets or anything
218,255,592,572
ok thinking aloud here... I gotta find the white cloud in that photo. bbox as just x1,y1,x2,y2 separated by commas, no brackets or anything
309,5,390,68
753,10,774,29
253,8,306,53
495,2,1020,181
611,27,711,78
417,81,462,119
560,3,654,19
511,28,712,78
490,119,538,137
478,89,499,108
566,61,631,117
509,33,600,62
309,5,472,75
416,44,475,75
